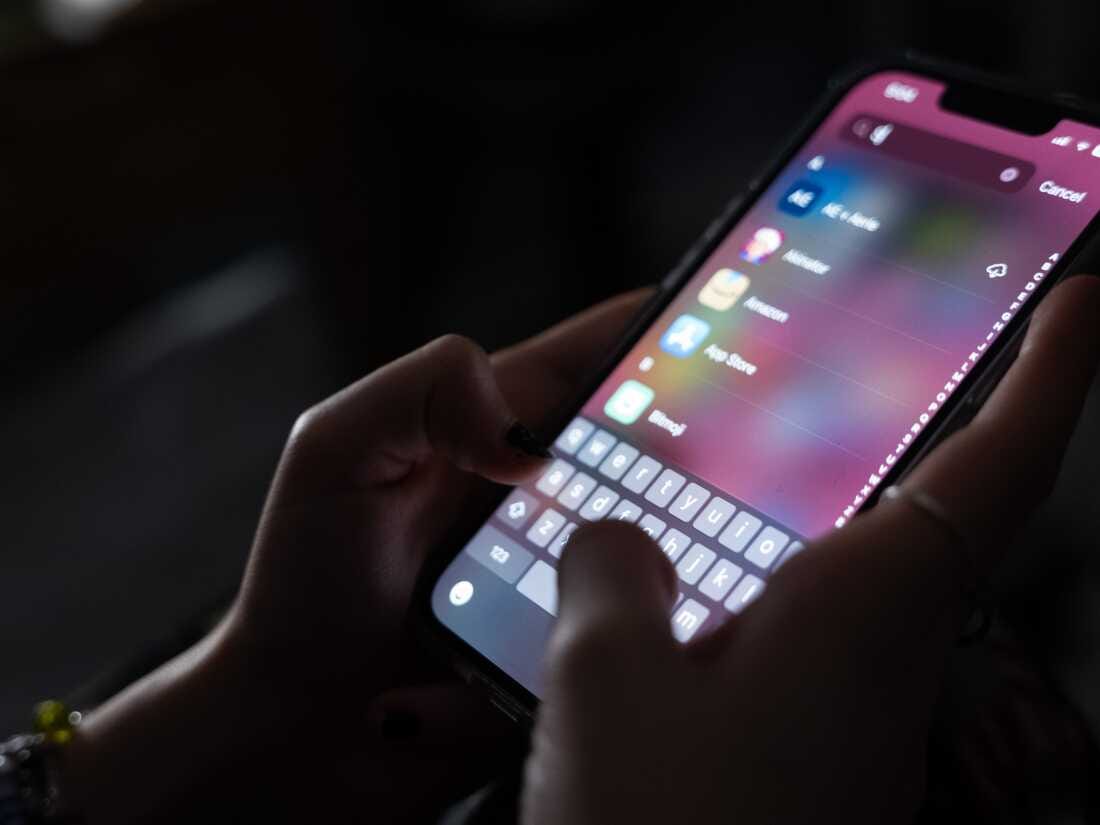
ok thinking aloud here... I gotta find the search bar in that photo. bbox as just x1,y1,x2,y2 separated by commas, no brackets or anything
841,114,1035,193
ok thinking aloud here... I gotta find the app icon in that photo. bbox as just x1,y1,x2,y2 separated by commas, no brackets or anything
659,314,711,358
604,379,655,425
699,268,751,311
740,227,784,265
778,180,824,217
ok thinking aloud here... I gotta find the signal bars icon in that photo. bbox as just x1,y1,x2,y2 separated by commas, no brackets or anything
1051,135,1100,155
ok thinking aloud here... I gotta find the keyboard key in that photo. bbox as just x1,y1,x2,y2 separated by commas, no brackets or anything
495,489,539,530
535,459,576,497
657,528,690,563
644,469,686,509
745,526,790,570
638,514,667,540
609,499,642,523
622,455,662,494
555,418,594,455
517,560,559,616
526,508,567,548
718,512,763,554
669,482,711,523
774,540,806,570
464,525,534,584
579,486,620,521
699,559,743,601
577,429,617,467
693,497,736,537
598,443,639,481
671,599,710,642
548,522,578,559
724,574,765,614
557,473,597,511
675,543,716,585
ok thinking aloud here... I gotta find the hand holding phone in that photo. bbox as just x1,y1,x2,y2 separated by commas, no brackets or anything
67,291,652,822
522,274,1100,825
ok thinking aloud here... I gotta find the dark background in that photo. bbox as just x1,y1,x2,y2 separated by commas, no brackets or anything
4,0,1100,808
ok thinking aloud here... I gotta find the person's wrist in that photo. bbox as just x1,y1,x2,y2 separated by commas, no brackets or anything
61,615,290,824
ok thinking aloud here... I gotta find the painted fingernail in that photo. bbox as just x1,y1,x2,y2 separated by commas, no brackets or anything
506,422,551,459
380,709,421,740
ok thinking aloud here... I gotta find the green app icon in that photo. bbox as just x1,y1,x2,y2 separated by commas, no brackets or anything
604,379,655,425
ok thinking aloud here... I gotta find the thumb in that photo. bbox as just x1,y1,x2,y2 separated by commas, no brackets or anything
526,523,680,825
547,521,678,689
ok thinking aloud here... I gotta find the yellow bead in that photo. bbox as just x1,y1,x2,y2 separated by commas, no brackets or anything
33,700,75,745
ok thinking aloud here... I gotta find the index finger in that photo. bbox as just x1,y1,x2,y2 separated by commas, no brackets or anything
491,288,656,426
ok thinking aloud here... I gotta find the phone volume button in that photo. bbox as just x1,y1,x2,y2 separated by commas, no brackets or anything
702,218,723,242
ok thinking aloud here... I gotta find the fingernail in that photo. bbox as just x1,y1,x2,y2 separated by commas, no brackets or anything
505,422,551,459
380,709,421,740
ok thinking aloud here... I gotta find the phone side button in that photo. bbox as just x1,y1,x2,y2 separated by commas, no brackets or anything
471,674,524,723
488,693,522,723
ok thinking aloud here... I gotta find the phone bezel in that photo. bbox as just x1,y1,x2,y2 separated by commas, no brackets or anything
413,52,1100,722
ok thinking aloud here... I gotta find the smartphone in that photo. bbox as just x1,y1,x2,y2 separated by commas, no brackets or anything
417,56,1100,719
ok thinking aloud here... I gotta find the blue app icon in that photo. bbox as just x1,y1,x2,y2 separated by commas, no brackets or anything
778,180,824,216
659,314,711,358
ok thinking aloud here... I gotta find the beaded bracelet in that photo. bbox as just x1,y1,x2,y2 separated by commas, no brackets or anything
0,701,83,825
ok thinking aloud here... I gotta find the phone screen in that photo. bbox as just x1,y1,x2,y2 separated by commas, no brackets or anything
430,70,1100,698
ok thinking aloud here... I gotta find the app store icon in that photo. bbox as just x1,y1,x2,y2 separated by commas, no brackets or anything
659,314,711,358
